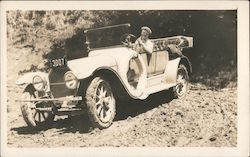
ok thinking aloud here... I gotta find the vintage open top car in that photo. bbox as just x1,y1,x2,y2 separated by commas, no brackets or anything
16,23,193,129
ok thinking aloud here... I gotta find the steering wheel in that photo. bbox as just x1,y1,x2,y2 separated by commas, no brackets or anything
120,34,137,47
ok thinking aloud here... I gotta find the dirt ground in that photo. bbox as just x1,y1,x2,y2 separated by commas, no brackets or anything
6,47,237,147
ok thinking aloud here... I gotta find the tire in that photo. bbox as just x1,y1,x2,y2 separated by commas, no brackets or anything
20,85,55,128
173,64,189,99
85,77,116,129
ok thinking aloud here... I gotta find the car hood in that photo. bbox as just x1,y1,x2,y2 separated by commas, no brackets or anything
67,46,137,80
88,46,134,58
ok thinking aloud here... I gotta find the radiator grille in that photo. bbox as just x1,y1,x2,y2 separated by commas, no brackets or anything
48,67,78,98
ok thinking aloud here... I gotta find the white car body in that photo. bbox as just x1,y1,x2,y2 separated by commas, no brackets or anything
16,23,193,129
17,36,193,100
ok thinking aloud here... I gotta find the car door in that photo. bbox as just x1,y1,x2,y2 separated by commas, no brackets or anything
129,47,168,78
129,39,169,78
154,50,168,75
151,39,169,76
129,51,156,75
140,52,156,77
130,50,168,77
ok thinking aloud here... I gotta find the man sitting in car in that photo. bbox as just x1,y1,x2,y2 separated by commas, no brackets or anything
133,26,154,54
127,26,154,82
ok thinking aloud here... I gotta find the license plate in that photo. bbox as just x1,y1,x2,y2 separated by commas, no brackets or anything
49,58,67,68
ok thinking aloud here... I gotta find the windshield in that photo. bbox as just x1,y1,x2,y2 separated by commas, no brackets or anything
85,23,131,49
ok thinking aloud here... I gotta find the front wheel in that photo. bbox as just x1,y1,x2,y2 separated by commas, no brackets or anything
85,77,116,129
173,64,189,99
20,85,55,128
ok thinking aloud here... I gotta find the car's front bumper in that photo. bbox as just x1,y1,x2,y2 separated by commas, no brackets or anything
16,95,82,103
16,96,84,116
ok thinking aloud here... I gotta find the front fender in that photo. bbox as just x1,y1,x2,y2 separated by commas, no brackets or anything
16,72,49,85
67,55,117,80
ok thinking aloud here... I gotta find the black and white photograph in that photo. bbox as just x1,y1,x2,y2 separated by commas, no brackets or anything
0,1,249,157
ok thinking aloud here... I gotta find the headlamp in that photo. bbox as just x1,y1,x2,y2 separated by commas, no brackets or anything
32,75,46,91
64,71,78,89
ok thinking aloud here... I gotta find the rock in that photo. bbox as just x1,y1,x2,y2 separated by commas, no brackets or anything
209,137,217,142
175,111,184,118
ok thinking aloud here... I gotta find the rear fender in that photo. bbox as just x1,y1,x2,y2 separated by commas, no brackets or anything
165,58,181,85
16,72,49,85
180,55,192,74
164,56,192,86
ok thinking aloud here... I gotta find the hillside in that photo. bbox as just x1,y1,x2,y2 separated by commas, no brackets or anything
7,10,237,88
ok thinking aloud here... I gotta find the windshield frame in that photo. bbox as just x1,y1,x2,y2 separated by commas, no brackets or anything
84,23,131,51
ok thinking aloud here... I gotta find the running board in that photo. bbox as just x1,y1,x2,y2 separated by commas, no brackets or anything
145,83,175,95
139,83,176,99
147,73,165,87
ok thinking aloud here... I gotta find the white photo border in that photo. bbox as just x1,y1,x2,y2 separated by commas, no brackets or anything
1,1,249,157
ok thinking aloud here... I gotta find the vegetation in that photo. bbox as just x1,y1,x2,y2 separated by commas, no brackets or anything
7,10,237,88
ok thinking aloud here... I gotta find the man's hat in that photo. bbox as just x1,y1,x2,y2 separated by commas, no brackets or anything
141,26,152,34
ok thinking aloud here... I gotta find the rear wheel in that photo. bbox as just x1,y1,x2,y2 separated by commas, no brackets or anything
85,77,116,129
173,64,189,99
20,85,55,128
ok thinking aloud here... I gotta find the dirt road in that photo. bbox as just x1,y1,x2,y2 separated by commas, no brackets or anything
6,47,237,147
7,84,237,147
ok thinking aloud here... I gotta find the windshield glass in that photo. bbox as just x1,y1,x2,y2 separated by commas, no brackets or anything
85,23,131,49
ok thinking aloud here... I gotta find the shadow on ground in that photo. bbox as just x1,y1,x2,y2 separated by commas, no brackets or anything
115,89,174,120
11,89,174,135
